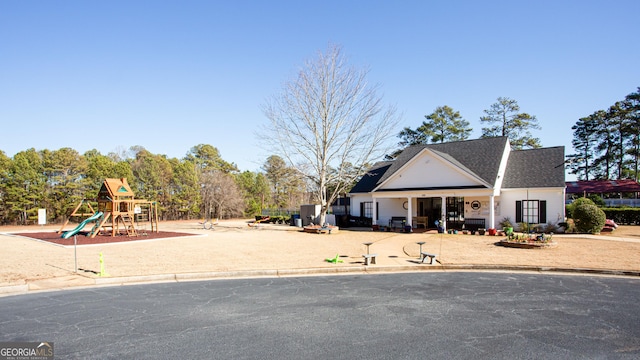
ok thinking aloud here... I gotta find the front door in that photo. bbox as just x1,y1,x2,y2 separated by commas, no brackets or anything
446,197,465,229
417,198,441,229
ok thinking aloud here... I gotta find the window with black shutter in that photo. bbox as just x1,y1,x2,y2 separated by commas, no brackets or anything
516,200,547,224
361,201,373,218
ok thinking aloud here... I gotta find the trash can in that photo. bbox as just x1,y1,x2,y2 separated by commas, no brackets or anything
291,214,301,227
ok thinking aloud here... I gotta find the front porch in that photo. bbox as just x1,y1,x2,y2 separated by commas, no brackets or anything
368,193,498,233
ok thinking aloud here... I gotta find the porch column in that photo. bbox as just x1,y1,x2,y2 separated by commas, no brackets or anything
372,197,377,226
440,196,447,232
406,196,413,228
489,195,495,229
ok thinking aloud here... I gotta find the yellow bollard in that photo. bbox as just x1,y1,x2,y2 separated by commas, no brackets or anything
98,252,109,277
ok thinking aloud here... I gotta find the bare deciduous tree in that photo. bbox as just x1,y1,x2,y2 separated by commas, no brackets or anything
200,171,244,219
261,44,399,225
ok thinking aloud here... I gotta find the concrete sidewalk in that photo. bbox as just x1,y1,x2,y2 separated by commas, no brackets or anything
2,220,640,297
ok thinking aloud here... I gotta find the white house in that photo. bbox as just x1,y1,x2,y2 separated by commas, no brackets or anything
349,137,566,232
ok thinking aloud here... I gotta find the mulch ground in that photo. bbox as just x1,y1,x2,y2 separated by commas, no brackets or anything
12,230,197,246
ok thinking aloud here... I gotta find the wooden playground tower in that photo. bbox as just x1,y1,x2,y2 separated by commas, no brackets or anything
58,178,159,238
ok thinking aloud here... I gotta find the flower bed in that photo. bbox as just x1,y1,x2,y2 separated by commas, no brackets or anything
496,233,557,249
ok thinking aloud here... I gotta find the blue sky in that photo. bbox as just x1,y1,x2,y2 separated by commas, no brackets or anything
1,1,639,176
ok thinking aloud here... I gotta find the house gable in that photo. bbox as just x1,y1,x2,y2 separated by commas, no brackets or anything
350,137,511,194
376,148,489,191
377,137,508,187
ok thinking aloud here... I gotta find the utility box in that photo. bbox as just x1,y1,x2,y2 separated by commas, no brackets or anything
300,204,321,226
325,214,336,226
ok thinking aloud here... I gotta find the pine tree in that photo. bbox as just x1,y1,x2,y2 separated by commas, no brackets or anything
480,97,541,149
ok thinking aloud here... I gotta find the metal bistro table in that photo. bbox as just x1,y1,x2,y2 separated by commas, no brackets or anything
416,241,425,259
363,242,373,254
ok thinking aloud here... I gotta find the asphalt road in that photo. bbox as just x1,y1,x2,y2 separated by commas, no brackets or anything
1,272,639,359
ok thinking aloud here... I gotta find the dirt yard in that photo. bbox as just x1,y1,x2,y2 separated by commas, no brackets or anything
1,220,639,290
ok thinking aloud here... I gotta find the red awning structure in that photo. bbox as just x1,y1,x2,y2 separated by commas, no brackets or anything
565,179,640,194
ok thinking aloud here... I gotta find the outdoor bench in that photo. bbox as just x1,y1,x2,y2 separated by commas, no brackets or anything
389,217,406,230
420,252,437,264
362,253,378,265
463,218,485,232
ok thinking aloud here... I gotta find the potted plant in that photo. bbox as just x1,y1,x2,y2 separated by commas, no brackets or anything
478,228,486,235
499,217,514,235
487,228,497,236
435,219,445,233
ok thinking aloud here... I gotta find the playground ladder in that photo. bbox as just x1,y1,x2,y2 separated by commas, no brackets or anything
120,214,138,237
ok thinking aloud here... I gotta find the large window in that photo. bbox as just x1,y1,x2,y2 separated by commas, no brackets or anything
522,200,538,223
360,201,373,218
516,200,547,224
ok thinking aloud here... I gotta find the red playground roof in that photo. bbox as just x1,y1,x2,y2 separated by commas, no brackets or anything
565,179,640,194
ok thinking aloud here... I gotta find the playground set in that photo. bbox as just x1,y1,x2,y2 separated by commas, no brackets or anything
58,178,159,239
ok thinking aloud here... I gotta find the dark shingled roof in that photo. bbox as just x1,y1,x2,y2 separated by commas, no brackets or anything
565,179,640,194
350,137,566,194
351,137,510,193
502,146,565,188
349,162,392,193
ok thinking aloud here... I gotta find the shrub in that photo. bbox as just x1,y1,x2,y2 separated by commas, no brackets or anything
572,197,595,207
587,194,605,207
562,219,577,233
499,217,513,229
572,203,606,234
566,197,595,219
268,215,290,224
602,207,640,225
543,222,558,234
517,222,532,233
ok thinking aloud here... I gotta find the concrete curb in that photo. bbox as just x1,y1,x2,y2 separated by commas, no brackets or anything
95,274,177,285
176,269,279,281
2,265,639,297
0,284,29,295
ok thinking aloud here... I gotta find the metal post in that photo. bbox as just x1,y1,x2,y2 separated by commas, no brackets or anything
416,241,425,259
74,235,78,273
363,242,372,255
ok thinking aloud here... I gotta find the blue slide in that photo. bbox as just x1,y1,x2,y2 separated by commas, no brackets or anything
61,211,104,239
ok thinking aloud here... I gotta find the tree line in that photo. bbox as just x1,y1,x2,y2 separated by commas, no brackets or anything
0,144,310,225
0,95,550,226
568,87,640,181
